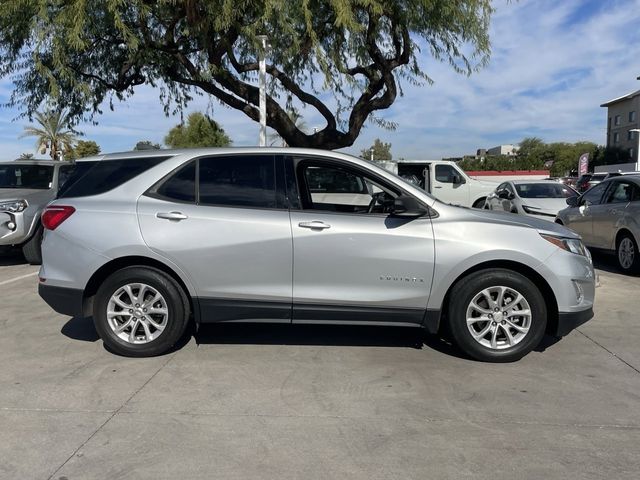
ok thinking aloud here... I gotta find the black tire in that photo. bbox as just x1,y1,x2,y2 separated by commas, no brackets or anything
616,232,640,274
22,225,43,265
93,267,190,357
472,198,486,209
447,269,547,362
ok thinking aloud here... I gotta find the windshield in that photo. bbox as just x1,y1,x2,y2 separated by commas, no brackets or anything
515,183,577,199
0,164,54,189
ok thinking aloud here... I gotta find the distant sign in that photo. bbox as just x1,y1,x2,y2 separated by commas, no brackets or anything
578,153,589,176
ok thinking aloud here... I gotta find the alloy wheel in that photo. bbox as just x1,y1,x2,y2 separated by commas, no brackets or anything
465,285,532,350
106,283,169,344
618,237,635,270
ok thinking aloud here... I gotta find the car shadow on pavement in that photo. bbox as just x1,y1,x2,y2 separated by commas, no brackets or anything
589,250,632,275
61,316,100,342
60,318,563,360
0,250,27,266
195,323,474,360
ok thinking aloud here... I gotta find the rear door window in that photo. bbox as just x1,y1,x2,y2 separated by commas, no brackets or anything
198,155,277,209
57,157,170,198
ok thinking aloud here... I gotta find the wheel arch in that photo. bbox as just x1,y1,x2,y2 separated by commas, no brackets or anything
472,196,487,209
436,260,559,336
615,228,636,250
82,255,197,321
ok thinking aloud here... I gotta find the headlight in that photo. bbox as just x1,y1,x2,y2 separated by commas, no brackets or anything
540,234,590,258
0,200,28,213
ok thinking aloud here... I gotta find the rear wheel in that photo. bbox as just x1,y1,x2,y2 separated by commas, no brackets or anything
616,233,640,273
447,269,547,362
93,267,190,357
22,225,43,265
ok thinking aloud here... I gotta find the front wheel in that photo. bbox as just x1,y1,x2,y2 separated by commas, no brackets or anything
93,267,190,357
616,233,640,273
447,269,547,362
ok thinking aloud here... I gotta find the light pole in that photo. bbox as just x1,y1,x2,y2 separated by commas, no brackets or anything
257,35,269,147
631,129,640,172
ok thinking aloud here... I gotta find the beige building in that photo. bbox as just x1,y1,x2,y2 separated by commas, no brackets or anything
601,89,640,159
486,144,519,156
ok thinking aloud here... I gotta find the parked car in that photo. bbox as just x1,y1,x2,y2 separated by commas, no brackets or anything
557,175,640,273
380,160,497,208
485,180,578,221
575,172,621,193
38,149,595,362
0,160,76,264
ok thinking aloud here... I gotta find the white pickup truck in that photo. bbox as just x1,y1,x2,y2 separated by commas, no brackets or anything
380,159,497,208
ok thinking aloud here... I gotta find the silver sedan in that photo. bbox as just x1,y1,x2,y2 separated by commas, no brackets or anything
556,175,640,273
485,180,578,221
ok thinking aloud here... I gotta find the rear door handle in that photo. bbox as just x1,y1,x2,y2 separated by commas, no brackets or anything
298,221,331,230
156,211,188,221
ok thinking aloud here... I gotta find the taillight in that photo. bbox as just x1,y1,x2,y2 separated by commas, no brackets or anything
42,206,76,230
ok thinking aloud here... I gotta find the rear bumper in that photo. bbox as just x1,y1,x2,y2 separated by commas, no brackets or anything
38,283,85,317
555,307,594,337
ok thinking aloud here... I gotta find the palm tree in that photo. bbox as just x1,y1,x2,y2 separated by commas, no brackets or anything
21,110,78,160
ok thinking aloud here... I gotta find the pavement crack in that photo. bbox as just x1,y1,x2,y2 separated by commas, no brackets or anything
577,329,640,375
46,352,176,480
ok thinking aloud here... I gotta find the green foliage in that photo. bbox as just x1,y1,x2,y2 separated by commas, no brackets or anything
0,0,494,149
134,141,161,151
66,140,101,160
458,138,624,177
164,112,231,148
20,110,78,160
360,138,393,162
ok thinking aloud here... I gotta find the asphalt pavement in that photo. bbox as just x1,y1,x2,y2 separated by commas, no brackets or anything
0,250,638,480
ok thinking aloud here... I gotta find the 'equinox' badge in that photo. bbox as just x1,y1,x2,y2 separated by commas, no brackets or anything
380,275,425,283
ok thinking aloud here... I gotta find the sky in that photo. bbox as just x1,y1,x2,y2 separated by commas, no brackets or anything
1,0,640,160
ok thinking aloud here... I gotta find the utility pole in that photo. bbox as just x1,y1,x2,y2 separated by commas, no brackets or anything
257,35,268,147
370,147,374,162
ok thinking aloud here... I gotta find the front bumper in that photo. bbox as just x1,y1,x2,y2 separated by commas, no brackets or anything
38,283,85,317
0,210,37,246
554,307,594,337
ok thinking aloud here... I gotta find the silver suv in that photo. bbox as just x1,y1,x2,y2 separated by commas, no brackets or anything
38,149,595,362
0,160,76,264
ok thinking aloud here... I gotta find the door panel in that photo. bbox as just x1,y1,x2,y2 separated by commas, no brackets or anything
137,196,293,304
290,211,434,316
431,164,469,206
566,182,609,245
591,180,634,249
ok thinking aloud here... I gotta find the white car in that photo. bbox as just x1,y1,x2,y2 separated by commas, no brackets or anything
485,180,578,221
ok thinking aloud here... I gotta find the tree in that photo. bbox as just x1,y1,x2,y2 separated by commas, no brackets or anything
269,109,307,147
18,153,34,160
67,140,101,160
164,112,231,148
134,141,161,151
0,1,493,149
360,138,393,162
21,110,77,160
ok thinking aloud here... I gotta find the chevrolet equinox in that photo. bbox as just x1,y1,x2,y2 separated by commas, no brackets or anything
38,148,595,362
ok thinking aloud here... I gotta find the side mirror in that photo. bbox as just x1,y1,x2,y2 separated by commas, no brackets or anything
497,189,512,200
392,195,428,217
566,196,578,207
452,174,465,185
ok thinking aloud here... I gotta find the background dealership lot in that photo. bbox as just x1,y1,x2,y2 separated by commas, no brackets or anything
1,251,638,480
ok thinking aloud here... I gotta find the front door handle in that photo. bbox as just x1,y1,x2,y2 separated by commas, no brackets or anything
156,211,188,221
434,186,443,189
298,221,331,230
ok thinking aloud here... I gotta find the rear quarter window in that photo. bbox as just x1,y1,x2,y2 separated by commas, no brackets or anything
57,157,170,198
